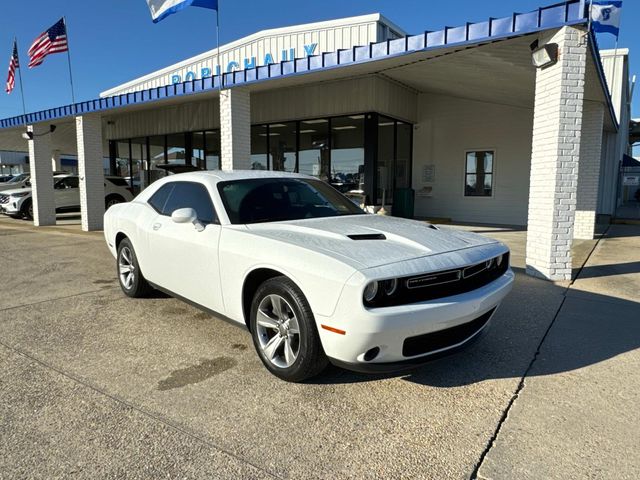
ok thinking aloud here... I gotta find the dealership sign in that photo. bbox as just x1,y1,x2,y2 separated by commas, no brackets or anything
622,175,640,186
170,43,318,84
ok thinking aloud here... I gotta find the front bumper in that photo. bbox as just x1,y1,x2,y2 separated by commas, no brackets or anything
316,269,514,371
0,202,20,215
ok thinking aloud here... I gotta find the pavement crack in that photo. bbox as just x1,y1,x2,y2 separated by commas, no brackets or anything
0,340,283,479
469,226,609,479
0,288,110,314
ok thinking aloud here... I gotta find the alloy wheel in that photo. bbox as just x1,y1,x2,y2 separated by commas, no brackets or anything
118,246,135,290
256,294,301,368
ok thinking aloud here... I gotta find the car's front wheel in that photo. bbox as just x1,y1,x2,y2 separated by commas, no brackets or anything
250,276,328,382
117,238,152,298
21,199,33,220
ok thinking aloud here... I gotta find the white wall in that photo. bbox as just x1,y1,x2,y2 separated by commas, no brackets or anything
412,93,533,226
252,76,417,125
101,15,403,97
599,50,631,213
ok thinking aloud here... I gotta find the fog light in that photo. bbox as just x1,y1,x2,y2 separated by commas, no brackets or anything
363,347,380,361
363,281,379,302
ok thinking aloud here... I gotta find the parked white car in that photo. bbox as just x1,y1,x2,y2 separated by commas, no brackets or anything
103,171,514,381
0,174,134,219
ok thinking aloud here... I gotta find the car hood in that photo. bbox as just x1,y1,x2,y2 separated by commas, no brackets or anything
245,215,499,269
0,186,31,195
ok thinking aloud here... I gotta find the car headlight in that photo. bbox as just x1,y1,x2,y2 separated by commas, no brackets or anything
363,281,379,303
382,278,398,296
10,192,29,198
363,278,401,306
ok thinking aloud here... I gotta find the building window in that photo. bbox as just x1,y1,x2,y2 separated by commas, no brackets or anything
204,131,221,170
331,115,364,193
251,125,268,170
465,150,494,197
376,116,413,205
298,118,330,180
269,122,297,172
166,133,187,165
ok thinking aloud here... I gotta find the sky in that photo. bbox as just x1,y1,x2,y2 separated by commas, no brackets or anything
0,0,638,121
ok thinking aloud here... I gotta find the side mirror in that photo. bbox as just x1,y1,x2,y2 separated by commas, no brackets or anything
171,207,205,232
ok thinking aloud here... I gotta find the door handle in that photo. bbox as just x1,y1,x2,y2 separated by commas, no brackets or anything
152,223,162,231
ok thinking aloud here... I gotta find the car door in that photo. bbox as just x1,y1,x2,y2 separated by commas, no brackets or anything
144,181,223,313
54,177,80,209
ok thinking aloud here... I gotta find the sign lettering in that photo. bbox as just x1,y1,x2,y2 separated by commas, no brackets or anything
170,43,319,84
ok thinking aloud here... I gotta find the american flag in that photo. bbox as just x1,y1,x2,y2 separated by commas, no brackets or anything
28,18,68,68
5,40,19,94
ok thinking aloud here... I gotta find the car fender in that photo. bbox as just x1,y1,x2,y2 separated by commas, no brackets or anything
219,227,358,323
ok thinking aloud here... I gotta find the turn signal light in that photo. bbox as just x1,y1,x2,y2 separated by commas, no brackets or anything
321,324,346,335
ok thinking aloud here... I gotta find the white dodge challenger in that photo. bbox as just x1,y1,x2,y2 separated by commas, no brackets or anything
104,171,514,382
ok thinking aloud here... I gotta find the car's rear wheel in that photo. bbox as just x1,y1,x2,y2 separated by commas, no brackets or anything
117,238,152,298
21,199,33,220
250,276,328,382
105,194,125,210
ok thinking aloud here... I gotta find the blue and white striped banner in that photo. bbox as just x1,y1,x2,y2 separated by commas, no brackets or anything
146,0,218,23
590,1,622,37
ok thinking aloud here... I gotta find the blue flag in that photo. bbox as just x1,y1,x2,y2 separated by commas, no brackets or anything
147,0,218,23
590,1,622,38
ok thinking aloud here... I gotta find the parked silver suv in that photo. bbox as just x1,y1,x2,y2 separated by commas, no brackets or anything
0,174,134,220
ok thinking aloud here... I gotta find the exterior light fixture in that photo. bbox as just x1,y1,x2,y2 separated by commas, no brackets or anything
531,43,559,69
21,124,56,140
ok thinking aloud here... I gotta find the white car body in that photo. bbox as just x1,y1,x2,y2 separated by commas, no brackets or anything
103,171,514,374
0,174,134,218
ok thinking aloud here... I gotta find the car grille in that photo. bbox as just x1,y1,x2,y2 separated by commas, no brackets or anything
402,308,495,357
0,194,9,204
366,252,509,308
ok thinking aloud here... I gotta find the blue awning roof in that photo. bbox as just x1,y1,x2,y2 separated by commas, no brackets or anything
0,1,616,131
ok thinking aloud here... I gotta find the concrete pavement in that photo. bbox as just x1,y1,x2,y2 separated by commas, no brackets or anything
0,217,638,479
478,225,640,479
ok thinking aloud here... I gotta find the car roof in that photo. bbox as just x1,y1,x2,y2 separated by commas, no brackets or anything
168,170,315,183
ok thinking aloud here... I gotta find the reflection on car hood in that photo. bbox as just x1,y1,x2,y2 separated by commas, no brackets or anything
245,214,499,269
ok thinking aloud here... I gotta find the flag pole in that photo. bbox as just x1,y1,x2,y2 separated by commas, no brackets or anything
15,38,28,123
216,3,221,88
62,17,77,109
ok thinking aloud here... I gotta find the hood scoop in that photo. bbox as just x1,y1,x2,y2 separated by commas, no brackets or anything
347,233,386,241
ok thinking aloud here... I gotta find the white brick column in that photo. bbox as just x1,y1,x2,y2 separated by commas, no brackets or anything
51,150,62,172
574,101,605,239
27,125,56,226
526,26,587,281
219,88,251,170
76,114,105,231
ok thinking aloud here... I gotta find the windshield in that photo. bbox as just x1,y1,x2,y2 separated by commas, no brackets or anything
218,178,365,224
7,174,28,184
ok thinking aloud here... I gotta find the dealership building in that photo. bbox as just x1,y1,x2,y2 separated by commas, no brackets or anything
0,0,633,281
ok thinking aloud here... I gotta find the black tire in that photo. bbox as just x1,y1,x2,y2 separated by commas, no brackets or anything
250,276,328,382
21,199,33,220
105,194,125,210
116,238,153,298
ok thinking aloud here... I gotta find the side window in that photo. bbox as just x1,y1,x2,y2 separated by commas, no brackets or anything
148,184,175,214
65,177,80,189
163,182,217,224
465,151,494,197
